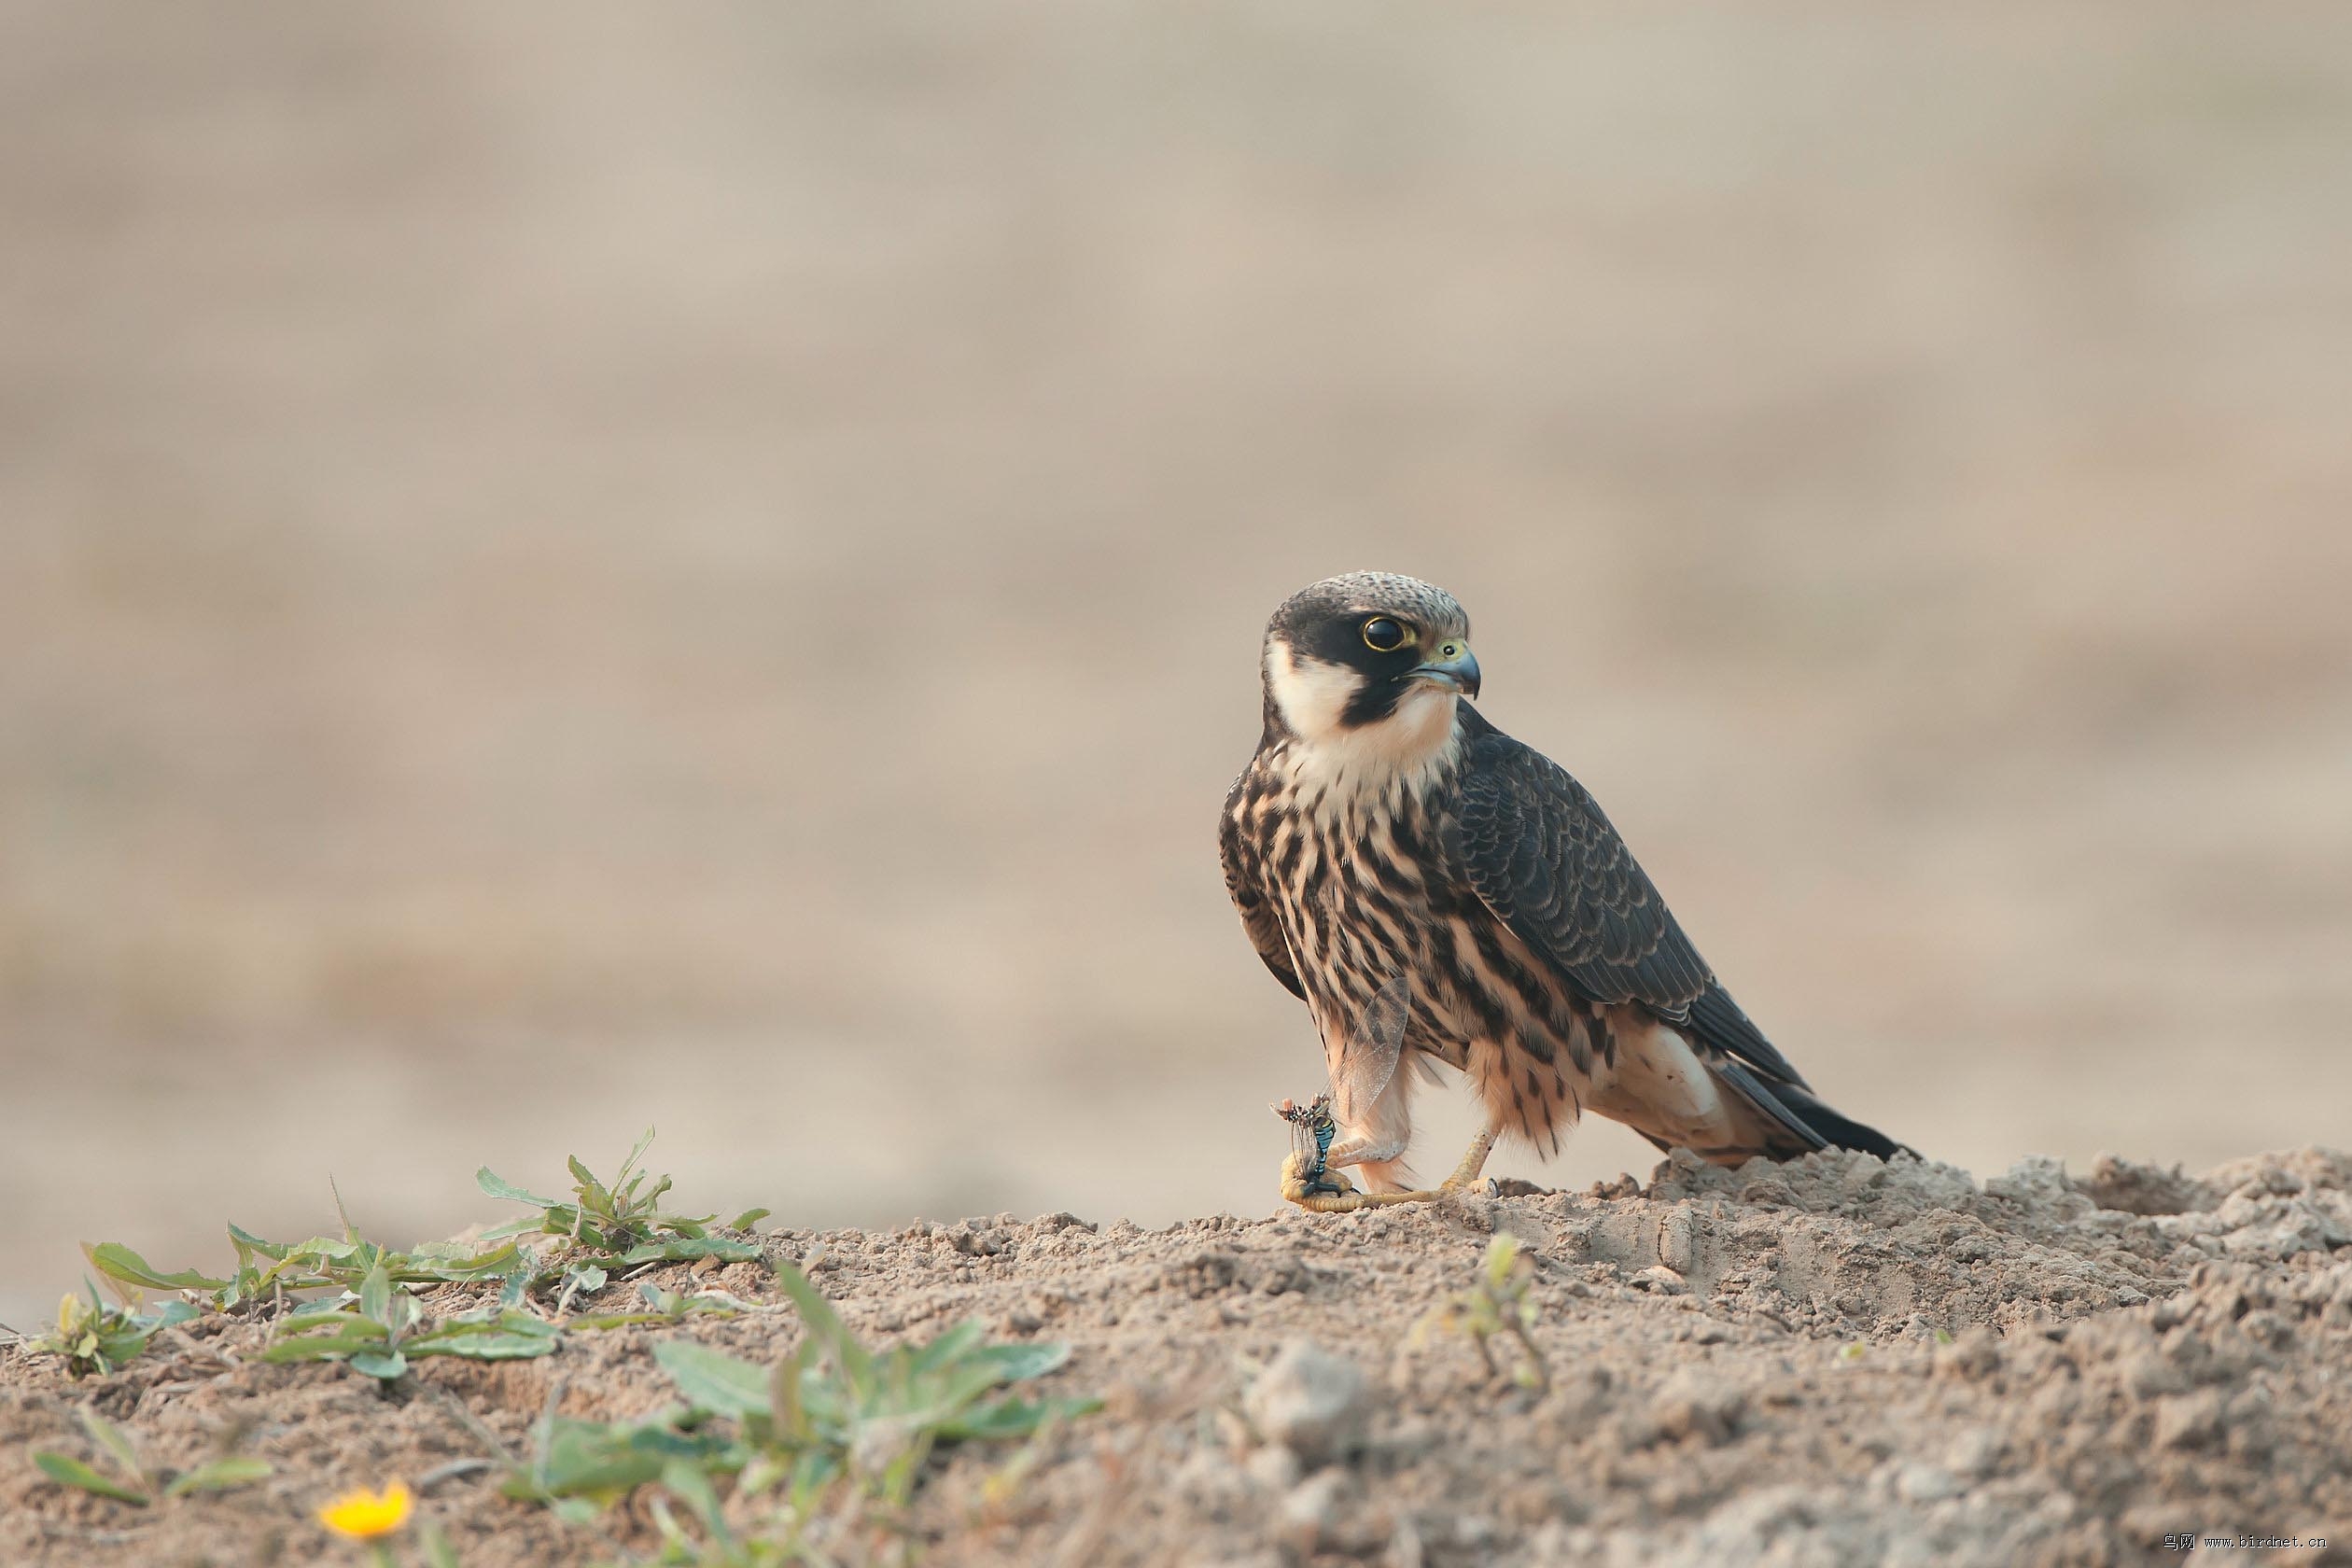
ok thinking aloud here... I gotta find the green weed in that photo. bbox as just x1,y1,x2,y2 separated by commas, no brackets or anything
32,1406,271,1506
1411,1233,1548,1393
478,1127,766,1307
27,1284,200,1379
258,1258,560,1382
492,1256,1094,1561
89,1224,523,1315
71,1129,767,1389
478,1127,769,1255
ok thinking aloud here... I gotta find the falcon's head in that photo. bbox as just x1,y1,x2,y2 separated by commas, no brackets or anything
1260,572,1479,763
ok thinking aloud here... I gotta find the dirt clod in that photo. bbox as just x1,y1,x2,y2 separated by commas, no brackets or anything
1243,1338,1370,1466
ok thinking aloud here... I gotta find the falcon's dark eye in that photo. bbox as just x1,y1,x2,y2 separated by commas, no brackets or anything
1361,617,1410,653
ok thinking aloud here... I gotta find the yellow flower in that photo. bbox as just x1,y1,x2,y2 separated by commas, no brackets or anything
317,1481,413,1539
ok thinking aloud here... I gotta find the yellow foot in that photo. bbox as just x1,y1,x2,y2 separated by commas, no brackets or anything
1273,1106,1501,1213
1279,1149,1363,1207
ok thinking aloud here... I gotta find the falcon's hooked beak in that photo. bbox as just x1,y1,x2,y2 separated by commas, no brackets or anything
1407,640,1480,700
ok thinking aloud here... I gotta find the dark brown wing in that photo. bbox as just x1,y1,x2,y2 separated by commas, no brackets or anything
1220,768,1305,1001
1446,720,1808,1089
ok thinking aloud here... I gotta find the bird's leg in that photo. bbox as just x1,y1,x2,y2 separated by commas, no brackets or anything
1275,1099,1501,1212
1435,1123,1501,1191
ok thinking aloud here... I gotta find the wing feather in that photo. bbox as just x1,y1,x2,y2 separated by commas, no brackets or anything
1449,724,1808,1088
1219,774,1306,1001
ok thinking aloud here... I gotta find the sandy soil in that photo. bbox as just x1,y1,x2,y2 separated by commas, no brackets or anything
7,1145,2347,1567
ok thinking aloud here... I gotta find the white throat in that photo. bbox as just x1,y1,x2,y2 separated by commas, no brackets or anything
1267,642,1463,805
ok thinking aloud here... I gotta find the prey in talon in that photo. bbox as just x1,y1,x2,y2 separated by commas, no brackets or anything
1273,1095,1353,1201
1219,573,1911,1214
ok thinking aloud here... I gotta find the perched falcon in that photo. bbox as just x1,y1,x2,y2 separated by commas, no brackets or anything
1220,572,1908,1211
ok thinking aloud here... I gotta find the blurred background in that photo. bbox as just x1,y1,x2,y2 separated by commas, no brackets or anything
6,1,2351,1328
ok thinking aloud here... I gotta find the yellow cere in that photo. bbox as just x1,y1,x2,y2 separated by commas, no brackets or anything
317,1480,413,1539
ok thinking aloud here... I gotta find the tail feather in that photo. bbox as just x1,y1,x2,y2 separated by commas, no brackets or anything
1773,1080,1913,1160
1687,988,1914,1164
1712,1057,1914,1163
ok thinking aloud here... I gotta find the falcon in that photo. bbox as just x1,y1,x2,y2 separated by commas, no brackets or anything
1219,571,1908,1211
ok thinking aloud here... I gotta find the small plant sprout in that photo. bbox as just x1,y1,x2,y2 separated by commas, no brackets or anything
29,1284,199,1378
476,1127,766,1308
1411,1234,1549,1393
32,1405,272,1506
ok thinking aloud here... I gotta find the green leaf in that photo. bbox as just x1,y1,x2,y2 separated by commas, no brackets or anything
227,1224,291,1263
773,1340,814,1442
685,1288,759,1313
892,1357,1035,1434
92,1328,159,1365
966,1340,1072,1382
257,1327,394,1363
654,1340,771,1419
498,1265,533,1309
617,1237,763,1267
906,1321,987,1377
77,1408,142,1480
408,1328,560,1363
478,1167,562,1209
772,1260,871,1391
358,1262,393,1328
163,1456,273,1497
477,1214,554,1241
567,1155,605,1203
518,1413,731,1500
347,1350,409,1380
787,1447,839,1507
83,1243,229,1295
943,1394,1102,1441
34,1451,149,1505
217,1267,264,1309
615,1127,658,1189
737,1451,788,1500
403,1239,525,1281
659,1457,732,1544
726,1208,772,1231
555,1264,607,1315
406,1310,561,1360
280,1304,371,1333
420,1523,462,1568
568,1310,677,1331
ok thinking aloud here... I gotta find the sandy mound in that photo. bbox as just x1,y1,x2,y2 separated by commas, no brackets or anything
7,1148,2348,1566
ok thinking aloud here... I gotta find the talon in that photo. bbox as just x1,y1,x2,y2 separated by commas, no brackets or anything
1276,1094,1351,1208
1277,1121,1500,1214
